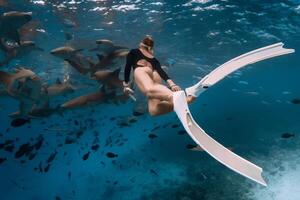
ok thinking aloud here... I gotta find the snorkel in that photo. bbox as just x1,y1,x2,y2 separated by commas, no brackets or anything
139,42,153,54
139,35,154,54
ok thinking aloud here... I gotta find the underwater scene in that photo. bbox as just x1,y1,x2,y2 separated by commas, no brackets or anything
1,0,300,199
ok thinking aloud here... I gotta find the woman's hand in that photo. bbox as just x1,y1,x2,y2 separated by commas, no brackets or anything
167,79,181,92
170,84,181,92
123,82,136,101
123,86,133,95
123,86,136,101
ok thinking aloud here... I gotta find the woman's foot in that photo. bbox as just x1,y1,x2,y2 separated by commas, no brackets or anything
169,92,195,104
187,95,196,104
167,93,173,102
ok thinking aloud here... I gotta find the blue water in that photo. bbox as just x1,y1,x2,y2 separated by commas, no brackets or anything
1,0,300,199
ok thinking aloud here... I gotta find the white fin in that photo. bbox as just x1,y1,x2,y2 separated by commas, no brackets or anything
173,91,267,186
186,42,295,97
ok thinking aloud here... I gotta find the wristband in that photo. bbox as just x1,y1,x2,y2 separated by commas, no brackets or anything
123,81,130,87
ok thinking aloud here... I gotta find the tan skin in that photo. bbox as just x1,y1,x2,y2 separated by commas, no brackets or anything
124,45,195,116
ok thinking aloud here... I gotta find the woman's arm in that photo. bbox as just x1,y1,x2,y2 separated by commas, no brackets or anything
155,61,181,91
124,50,133,84
166,79,181,91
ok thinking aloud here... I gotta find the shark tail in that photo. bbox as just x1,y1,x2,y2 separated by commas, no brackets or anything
0,71,14,86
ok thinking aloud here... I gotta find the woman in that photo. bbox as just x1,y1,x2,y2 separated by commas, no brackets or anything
123,36,195,116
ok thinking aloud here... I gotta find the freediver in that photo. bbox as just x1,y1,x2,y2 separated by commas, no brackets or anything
123,35,195,116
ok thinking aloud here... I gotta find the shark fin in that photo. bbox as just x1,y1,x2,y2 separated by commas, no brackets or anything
112,68,121,77
72,49,83,54
0,71,14,86
100,85,106,92
87,59,97,74
97,54,104,61
65,59,90,75
10,30,21,44
56,78,62,84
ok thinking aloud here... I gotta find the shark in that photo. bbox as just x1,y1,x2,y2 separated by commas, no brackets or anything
50,46,91,75
0,40,43,66
0,11,32,44
91,68,123,90
51,46,128,75
61,90,108,109
0,69,75,117
90,49,129,71
90,39,128,55
45,78,75,97
0,68,44,117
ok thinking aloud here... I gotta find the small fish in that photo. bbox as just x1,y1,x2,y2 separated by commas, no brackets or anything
65,32,73,41
20,160,26,164
38,161,43,172
150,157,157,162
11,118,30,127
150,169,158,176
68,171,71,181
110,117,116,121
177,130,186,135
44,164,50,172
291,98,300,104
0,157,7,164
4,144,14,152
65,136,76,144
0,140,14,149
281,132,295,139
148,133,157,139
28,153,36,160
171,124,180,128
151,125,160,131
191,145,234,152
55,196,62,200
238,80,248,85
82,152,90,160
117,121,130,127
133,110,144,116
128,117,137,123
76,129,84,138
186,144,197,150
47,151,57,163
15,143,32,158
106,152,118,158
74,120,79,126
91,144,99,151
34,138,43,150
118,142,124,146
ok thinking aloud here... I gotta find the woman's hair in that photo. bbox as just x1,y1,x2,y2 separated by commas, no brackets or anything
140,35,154,52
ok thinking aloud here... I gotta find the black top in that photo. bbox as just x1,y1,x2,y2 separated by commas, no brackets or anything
124,49,170,83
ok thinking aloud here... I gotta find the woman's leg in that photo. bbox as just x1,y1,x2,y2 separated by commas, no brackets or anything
134,68,196,116
134,68,173,116
147,71,173,116
134,68,173,102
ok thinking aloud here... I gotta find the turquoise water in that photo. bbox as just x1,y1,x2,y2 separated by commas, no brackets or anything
1,0,300,199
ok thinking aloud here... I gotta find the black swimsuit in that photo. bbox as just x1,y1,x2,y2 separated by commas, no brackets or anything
124,48,170,83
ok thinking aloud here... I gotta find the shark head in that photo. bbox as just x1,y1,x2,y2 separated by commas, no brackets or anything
50,46,74,59
92,68,122,89
0,71,13,86
50,46,82,60
93,68,120,82
20,41,35,47
2,11,32,29
96,39,114,46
